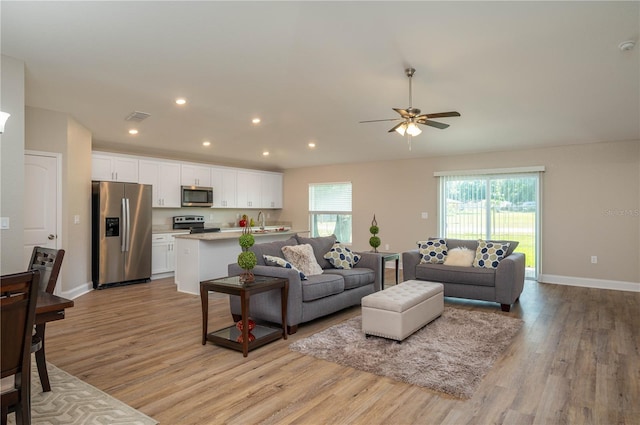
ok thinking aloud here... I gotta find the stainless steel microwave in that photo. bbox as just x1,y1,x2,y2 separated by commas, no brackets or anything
181,186,213,207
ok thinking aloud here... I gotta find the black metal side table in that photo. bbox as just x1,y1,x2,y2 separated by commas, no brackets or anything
376,252,400,289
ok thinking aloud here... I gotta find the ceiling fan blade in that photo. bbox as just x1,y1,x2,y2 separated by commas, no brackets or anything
388,122,406,133
392,108,412,118
421,111,461,119
416,119,450,129
359,118,403,123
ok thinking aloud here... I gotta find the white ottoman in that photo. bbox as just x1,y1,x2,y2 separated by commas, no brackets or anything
361,280,444,341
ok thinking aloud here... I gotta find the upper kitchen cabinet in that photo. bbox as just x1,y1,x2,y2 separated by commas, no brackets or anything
181,164,211,187
92,153,139,182
138,160,181,208
211,167,237,208
261,172,283,209
236,170,262,208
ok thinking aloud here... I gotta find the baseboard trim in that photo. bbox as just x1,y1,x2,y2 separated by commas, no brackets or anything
539,274,640,292
62,281,94,300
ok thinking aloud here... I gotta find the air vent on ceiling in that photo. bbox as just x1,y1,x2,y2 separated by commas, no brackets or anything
125,111,151,122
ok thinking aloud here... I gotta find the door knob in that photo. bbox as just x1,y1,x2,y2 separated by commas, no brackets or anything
48,234,56,240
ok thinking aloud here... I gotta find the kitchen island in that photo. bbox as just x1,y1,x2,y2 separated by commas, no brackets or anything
174,229,307,295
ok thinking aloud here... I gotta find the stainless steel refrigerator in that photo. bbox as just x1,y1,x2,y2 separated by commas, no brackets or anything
92,181,152,288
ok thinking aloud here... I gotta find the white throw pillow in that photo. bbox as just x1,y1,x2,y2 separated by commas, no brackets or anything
281,244,324,276
444,247,475,267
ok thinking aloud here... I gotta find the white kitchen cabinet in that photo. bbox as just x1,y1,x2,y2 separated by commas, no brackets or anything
236,170,262,208
261,172,283,209
211,167,237,208
152,232,188,275
181,164,211,187
139,160,181,208
92,153,139,182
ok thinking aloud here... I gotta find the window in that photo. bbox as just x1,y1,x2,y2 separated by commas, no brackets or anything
436,168,543,279
309,182,352,244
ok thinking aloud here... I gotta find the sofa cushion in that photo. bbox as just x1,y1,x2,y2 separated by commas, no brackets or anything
444,247,475,267
418,239,448,264
442,238,519,257
416,263,496,287
295,234,337,269
473,240,511,269
324,243,361,269
323,268,374,290
301,274,345,302
263,255,307,280
250,237,298,266
282,244,324,276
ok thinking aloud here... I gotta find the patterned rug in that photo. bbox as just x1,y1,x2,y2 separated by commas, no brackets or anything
290,307,524,399
7,362,157,425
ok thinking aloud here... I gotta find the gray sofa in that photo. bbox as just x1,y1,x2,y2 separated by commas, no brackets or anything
228,234,381,334
402,238,525,312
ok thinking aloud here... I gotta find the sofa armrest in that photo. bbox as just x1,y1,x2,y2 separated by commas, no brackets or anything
228,263,304,325
495,252,526,305
401,250,421,281
354,251,382,291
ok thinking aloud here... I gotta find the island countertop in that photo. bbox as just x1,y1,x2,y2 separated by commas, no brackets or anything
174,229,308,241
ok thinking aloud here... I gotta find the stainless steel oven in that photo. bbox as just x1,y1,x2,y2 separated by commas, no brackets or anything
181,186,213,207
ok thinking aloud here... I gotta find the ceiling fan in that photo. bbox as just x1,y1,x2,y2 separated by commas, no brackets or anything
360,67,460,149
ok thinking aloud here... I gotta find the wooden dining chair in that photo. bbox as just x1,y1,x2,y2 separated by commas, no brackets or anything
28,247,65,392
1,270,40,425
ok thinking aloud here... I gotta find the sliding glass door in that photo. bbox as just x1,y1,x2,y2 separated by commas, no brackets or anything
438,172,540,279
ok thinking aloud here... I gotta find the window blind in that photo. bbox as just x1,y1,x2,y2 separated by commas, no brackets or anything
309,182,352,213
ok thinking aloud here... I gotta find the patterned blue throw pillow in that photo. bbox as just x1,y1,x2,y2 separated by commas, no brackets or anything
418,239,448,264
263,255,307,280
323,243,361,269
472,240,511,268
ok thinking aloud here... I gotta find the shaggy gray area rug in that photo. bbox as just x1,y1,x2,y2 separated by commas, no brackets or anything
290,307,523,399
7,361,157,425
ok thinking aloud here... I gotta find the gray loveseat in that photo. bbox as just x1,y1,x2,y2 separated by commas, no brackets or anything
402,238,525,312
228,234,381,334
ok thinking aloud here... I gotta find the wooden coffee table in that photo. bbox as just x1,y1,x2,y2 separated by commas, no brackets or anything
200,275,288,357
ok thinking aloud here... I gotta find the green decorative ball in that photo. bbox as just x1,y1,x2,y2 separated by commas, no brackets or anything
238,233,255,249
369,236,381,248
369,225,379,235
237,251,257,270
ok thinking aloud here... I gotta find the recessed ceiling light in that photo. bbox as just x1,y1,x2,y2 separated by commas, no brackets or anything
252,118,261,124
175,98,187,105
128,129,139,135
202,141,211,147
308,142,316,148
262,151,269,156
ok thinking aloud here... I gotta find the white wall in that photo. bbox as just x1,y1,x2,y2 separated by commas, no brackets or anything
26,106,92,297
1,55,25,273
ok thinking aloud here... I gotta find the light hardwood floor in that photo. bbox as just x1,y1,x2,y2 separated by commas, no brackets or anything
46,272,639,424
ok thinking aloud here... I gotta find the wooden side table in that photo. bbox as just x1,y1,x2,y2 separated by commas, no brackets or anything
200,275,288,357
377,252,400,288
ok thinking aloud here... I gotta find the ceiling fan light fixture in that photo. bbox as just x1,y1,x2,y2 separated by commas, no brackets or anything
395,123,407,136
406,122,422,136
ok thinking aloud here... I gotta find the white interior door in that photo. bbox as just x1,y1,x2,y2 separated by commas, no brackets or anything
24,153,60,268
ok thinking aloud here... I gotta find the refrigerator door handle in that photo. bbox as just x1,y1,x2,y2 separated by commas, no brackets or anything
125,198,131,252
121,198,127,252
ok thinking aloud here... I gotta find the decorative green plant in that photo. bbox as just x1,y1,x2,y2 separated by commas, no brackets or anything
369,214,381,252
238,227,256,282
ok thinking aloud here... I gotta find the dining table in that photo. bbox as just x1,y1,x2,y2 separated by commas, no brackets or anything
34,291,74,392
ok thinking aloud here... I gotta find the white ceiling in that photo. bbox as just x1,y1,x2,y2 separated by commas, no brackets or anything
2,1,639,170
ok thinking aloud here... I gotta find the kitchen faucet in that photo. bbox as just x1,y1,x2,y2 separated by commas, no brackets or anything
257,211,265,230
